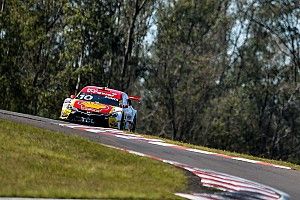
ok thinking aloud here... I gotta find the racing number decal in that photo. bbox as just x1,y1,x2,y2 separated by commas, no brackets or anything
78,94,93,101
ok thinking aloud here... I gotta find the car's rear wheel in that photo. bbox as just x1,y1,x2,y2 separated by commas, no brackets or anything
120,112,125,130
130,116,136,132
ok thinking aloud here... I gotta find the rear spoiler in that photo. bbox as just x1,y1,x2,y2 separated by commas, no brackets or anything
129,96,141,103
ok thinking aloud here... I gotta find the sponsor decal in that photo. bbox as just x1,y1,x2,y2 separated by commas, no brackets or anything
86,88,119,99
73,100,113,114
80,102,108,110
104,95,119,101
80,102,107,113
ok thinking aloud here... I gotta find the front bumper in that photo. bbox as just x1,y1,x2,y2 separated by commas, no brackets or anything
60,109,118,128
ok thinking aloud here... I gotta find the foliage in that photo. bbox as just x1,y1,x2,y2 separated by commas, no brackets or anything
140,0,300,164
0,0,154,116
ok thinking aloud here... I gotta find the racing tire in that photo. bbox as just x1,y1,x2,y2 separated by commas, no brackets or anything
130,116,137,132
120,112,125,130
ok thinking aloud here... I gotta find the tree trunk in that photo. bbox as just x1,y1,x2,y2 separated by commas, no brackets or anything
121,0,147,90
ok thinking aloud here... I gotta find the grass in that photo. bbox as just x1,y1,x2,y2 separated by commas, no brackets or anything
0,119,187,199
127,131,300,171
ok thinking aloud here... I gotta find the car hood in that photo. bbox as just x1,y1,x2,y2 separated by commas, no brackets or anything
72,99,120,115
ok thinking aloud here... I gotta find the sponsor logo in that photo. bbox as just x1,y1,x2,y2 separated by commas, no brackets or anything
80,102,107,110
76,101,112,114
87,88,119,98
81,117,94,124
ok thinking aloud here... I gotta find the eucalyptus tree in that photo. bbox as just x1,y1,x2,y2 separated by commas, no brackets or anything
202,0,300,162
0,0,67,115
0,0,156,118
141,0,231,140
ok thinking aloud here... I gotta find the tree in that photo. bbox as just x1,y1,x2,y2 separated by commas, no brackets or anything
141,0,230,140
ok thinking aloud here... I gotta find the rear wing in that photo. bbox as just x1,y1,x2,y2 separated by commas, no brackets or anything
129,96,141,103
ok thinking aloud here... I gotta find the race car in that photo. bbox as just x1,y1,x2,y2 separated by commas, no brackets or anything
59,86,141,131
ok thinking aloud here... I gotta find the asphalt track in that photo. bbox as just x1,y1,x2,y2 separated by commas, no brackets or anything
1,109,300,199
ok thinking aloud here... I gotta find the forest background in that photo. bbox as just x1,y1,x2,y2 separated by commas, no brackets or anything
1,0,300,164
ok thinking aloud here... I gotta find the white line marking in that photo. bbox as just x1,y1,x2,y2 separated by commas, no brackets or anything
84,129,107,133
115,135,138,139
148,141,178,147
231,157,259,163
269,164,292,170
59,124,86,128
127,150,146,157
186,148,216,155
200,179,279,198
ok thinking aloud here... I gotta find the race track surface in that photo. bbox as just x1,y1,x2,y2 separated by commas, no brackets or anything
1,109,300,199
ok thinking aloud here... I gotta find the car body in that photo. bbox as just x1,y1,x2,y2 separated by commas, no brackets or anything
59,86,140,131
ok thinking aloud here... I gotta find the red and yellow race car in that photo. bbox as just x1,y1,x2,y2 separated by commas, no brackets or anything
59,86,140,131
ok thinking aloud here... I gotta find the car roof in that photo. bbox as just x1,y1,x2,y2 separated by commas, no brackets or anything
80,86,124,100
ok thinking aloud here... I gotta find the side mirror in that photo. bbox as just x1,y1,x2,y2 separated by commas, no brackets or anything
70,95,76,99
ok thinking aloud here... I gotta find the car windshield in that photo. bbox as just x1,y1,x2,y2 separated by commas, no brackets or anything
76,92,120,107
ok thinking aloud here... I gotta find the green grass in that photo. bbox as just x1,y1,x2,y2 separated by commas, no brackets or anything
128,131,300,171
0,119,187,199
